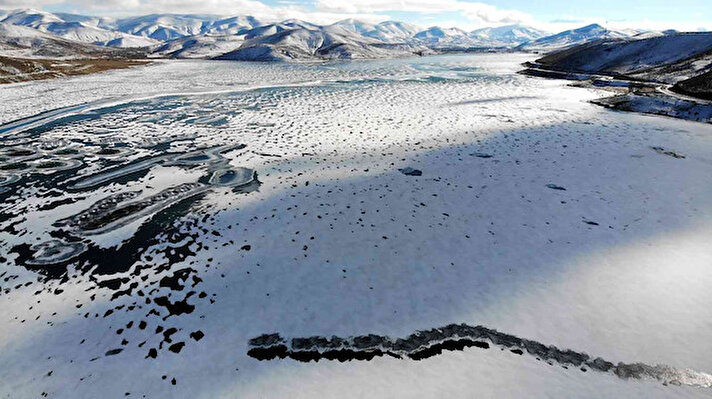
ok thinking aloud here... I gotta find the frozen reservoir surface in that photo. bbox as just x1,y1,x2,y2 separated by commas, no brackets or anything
0,53,711,398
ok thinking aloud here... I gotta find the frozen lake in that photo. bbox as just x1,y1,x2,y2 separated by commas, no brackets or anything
1,53,712,398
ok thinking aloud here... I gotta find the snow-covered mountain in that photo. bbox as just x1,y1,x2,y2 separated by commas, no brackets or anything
469,25,549,47
330,19,376,35
329,19,424,44
366,21,421,42
205,15,262,35
330,19,424,44
410,24,548,49
152,34,245,59
109,14,215,41
216,25,424,62
0,9,693,64
0,21,146,58
413,26,477,49
517,24,629,52
0,8,63,28
0,9,156,47
414,26,468,41
1,10,259,44
241,20,320,40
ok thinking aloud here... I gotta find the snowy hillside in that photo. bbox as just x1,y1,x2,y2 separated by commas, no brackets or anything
410,24,549,49
241,20,321,40
109,14,263,40
0,22,146,59
533,32,712,83
330,19,377,35
0,9,156,48
206,16,262,35
469,25,549,47
517,24,629,52
328,19,422,44
365,21,421,42
153,34,245,59
216,25,422,61
520,31,712,123
110,14,217,40
413,26,475,48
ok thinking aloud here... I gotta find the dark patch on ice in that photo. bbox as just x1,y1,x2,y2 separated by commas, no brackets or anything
248,323,712,388
159,268,196,291
546,184,566,191
168,342,185,354
162,327,178,343
190,330,204,341
105,348,123,356
408,339,489,360
252,151,283,158
247,345,290,361
399,167,422,176
651,146,686,159
472,153,493,158
153,293,195,318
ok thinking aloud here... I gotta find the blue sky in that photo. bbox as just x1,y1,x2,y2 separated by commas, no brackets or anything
3,0,711,32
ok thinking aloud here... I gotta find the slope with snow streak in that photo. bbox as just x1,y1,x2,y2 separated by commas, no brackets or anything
0,54,711,398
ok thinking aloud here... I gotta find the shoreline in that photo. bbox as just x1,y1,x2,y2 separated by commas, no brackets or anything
0,56,151,84
0,49,524,84
519,63,712,124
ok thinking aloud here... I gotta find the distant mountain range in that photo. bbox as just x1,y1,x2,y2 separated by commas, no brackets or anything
0,8,692,62
0,9,157,47
0,20,145,59
516,24,626,52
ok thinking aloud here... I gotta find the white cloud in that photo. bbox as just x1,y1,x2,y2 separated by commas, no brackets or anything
316,0,533,25
0,0,389,23
0,0,63,6
536,18,712,34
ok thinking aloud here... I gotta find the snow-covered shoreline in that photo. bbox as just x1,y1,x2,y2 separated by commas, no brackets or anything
519,32,712,123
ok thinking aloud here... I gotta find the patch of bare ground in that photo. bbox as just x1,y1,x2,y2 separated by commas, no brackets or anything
0,56,150,84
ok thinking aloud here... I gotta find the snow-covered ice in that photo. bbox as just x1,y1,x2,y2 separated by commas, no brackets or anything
1,53,712,398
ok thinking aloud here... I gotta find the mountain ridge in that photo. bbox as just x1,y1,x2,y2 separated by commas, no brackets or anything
1,8,704,64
